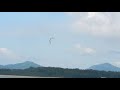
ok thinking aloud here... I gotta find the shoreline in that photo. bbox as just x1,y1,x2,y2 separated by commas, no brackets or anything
0,75,61,78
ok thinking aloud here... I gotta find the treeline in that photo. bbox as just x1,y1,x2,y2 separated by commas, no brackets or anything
0,67,120,78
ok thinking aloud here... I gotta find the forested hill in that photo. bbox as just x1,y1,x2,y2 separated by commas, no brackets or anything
0,67,120,78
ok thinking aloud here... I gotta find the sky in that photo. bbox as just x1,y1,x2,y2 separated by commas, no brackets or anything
1,12,120,69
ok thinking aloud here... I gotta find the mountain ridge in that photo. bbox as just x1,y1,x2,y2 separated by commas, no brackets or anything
88,63,120,72
0,61,42,69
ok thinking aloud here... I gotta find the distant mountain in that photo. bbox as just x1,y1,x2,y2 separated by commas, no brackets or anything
0,61,42,69
88,63,120,72
0,65,4,69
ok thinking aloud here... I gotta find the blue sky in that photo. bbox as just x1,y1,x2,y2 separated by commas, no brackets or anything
1,12,120,69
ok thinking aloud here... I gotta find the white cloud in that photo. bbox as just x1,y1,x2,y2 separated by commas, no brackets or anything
0,48,20,60
0,48,12,56
0,48,40,64
83,48,96,54
66,12,120,37
74,44,96,55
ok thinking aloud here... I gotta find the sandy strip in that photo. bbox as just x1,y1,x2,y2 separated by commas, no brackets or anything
0,75,61,78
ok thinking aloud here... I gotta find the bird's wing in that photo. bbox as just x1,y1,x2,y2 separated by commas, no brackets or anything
49,37,55,44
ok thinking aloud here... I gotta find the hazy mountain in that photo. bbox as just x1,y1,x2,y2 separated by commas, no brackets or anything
0,61,42,69
0,65,4,68
88,63,120,72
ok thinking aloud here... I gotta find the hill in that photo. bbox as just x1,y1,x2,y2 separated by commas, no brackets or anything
0,67,120,78
88,63,120,72
0,61,42,69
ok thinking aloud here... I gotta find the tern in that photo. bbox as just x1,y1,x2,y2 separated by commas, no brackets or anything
49,37,55,44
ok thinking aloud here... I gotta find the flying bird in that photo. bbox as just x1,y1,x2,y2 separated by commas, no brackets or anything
49,37,55,44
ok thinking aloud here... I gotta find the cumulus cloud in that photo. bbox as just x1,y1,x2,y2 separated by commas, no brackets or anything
83,48,96,54
0,48,41,63
66,12,120,37
74,44,96,55
0,48,20,60
0,48,13,56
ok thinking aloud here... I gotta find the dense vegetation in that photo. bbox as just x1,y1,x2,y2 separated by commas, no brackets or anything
0,67,120,78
